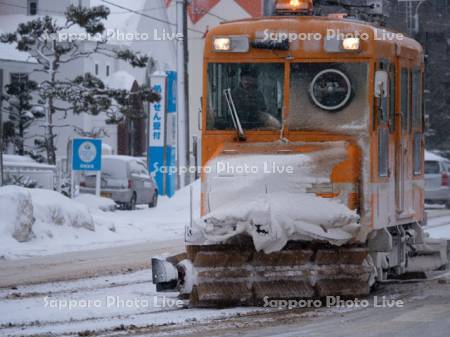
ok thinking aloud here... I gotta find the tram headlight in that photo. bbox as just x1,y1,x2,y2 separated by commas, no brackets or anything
325,37,362,53
213,36,250,53
213,37,231,51
342,37,361,51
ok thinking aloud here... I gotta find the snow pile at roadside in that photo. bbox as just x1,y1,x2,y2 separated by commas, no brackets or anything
197,144,360,253
0,186,95,245
75,194,117,212
30,189,95,231
0,181,200,259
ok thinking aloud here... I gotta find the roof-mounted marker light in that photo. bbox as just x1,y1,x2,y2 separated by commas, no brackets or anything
213,36,250,53
290,0,301,8
275,0,313,15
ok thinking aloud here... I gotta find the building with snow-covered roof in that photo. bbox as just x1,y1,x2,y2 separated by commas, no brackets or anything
0,2,131,157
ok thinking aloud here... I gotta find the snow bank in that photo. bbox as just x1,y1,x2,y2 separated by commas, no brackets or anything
197,144,360,253
29,189,94,231
0,180,200,259
0,186,34,242
0,186,95,246
75,194,117,212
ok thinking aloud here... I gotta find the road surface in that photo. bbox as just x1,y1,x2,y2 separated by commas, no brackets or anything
0,209,449,337
0,239,184,288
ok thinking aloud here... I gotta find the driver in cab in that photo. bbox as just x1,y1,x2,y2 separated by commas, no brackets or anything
231,69,281,130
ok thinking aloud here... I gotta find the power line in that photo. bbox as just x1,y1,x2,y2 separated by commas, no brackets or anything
190,5,226,21
0,0,174,15
100,0,205,35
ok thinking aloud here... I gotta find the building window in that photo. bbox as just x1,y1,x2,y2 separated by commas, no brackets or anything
95,63,99,76
106,65,110,77
10,73,28,85
28,0,38,15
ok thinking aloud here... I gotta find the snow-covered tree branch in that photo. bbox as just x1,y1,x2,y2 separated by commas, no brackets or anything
0,4,160,164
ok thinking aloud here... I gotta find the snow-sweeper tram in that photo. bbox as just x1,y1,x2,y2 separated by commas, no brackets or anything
152,0,448,307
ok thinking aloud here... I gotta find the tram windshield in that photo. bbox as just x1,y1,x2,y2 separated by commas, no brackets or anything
206,63,284,131
206,62,369,133
288,62,369,133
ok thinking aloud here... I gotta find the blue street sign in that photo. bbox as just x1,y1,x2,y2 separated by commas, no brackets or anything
72,138,102,171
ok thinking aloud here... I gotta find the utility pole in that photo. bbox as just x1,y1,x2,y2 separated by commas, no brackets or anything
176,0,188,187
183,0,190,186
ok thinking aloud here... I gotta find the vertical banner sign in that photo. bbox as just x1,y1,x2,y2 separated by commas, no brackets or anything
149,72,167,195
165,71,177,198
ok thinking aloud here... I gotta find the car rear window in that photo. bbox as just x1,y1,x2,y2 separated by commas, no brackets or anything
103,159,128,179
425,161,440,174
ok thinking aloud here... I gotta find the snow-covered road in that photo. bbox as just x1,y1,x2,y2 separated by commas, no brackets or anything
426,210,450,240
0,269,270,337
0,209,449,337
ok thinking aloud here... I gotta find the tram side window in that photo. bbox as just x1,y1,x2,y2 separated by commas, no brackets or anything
379,127,389,177
413,132,422,175
412,69,423,175
412,69,423,130
389,64,396,133
400,68,409,132
377,64,388,126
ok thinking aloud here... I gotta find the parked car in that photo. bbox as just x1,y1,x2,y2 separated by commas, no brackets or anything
424,151,450,208
80,156,158,210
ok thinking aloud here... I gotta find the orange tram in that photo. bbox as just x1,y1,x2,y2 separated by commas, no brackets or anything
152,0,448,307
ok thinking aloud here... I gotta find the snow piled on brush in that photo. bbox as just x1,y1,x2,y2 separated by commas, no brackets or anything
197,144,360,253
0,182,199,259
31,189,95,231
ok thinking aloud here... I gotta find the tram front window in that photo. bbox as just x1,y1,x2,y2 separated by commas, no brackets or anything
207,63,284,130
288,62,369,133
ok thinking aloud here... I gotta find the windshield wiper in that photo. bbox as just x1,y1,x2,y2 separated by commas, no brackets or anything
224,88,246,141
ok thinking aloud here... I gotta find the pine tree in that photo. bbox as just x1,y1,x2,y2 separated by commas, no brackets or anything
1,77,43,156
0,5,160,164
